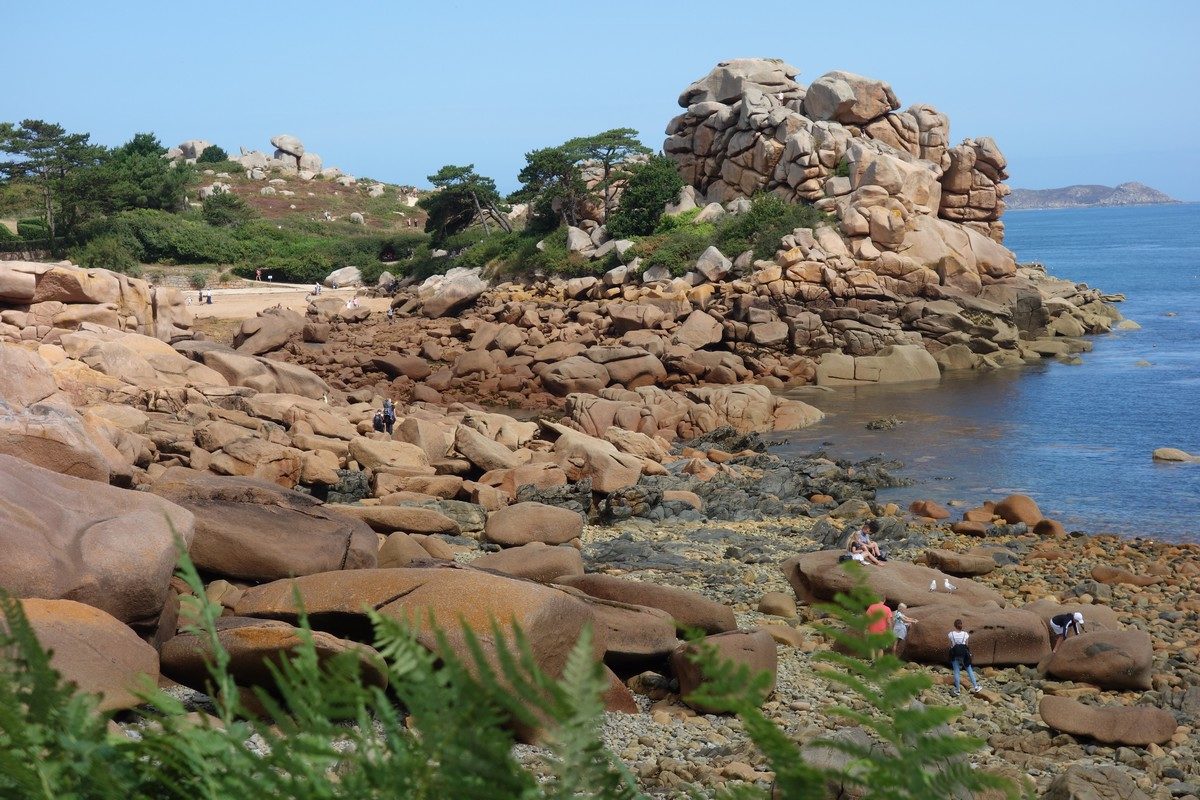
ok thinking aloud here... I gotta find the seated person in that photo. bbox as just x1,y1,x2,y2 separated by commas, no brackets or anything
850,520,886,561
848,539,883,566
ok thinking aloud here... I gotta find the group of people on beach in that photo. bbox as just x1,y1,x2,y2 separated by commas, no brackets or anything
853,521,1088,697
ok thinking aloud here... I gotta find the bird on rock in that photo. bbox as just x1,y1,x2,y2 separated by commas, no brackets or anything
944,578,957,593
929,580,937,592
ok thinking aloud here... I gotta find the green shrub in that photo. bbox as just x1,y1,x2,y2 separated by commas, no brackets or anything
630,221,717,277
188,271,208,289
16,217,48,240
196,145,229,163
605,155,684,238
202,191,254,228
76,234,140,276
652,206,701,233
834,157,852,178
0,224,18,242
715,193,827,260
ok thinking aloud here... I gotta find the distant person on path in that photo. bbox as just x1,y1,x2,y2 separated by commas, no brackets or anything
372,410,386,433
387,307,395,324
866,599,892,660
1050,612,1085,651
947,619,981,696
892,603,917,657
313,282,321,296
382,398,396,435
256,268,262,281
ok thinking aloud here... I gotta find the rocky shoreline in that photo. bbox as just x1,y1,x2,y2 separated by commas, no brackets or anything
0,55,1188,800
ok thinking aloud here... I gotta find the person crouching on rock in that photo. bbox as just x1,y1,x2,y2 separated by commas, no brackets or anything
892,603,917,657
948,618,981,696
1050,612,1085,651
848,539,883,566
372,410,386,433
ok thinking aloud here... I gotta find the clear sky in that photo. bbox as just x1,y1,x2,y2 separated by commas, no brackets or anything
4,0,1198,199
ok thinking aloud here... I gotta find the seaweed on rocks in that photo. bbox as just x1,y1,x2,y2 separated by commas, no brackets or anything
515,479,592,517
679,425,767,454
310,469,372,504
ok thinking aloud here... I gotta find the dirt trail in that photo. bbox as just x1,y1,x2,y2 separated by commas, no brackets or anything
187,284,392,322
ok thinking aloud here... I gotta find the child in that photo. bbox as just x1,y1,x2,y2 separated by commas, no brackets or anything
892,603,917,656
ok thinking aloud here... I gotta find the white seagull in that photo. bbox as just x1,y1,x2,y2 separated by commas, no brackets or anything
929,580,938,592
944,578,957,593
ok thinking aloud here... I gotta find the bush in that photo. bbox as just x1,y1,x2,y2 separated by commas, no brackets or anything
715,193,827,260
605,155,684,238
196,144,229,163
202,191,254,228
76,234,141,276
0,224,18,242
188,271,208,289
834,157,852,178
630,221,717,277
16,217,47,240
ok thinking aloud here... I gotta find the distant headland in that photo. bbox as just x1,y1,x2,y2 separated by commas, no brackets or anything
1007,181,1180,210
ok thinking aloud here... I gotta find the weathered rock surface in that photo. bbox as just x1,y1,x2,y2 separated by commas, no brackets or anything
0,454,193,626
670,630,777,713
1041,630,1154,690
149,468,377,581
19,598,159,712
1039,695,1176,746
901,606,1050,665
554,573,737,634
782,550,1005,610
484,501,584,547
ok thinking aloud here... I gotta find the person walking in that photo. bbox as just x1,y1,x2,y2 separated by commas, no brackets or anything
947,618,981,696
1050,611,1086,651
892,603,917,657
382,398,396,435
372,410,386,433
387,306,395,324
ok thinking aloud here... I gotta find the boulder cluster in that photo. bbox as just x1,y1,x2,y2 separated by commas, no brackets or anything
169,134,355,184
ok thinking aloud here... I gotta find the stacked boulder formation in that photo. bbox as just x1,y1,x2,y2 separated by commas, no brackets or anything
169,134,347,182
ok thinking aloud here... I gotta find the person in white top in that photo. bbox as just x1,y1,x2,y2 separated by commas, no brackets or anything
892,603,917,656
947,618,981,696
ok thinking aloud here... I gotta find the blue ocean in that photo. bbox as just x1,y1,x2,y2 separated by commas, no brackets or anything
776,204,1200,540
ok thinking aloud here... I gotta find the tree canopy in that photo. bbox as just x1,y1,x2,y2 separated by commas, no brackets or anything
418,164,511,244
605,154,684,238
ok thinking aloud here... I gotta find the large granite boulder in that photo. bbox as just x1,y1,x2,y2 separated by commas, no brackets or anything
483,502,584,547
18,598,159,712
803,70,899,125
554,573,737,634
782,550,1005,610
471,542,584,583
1040,630,1154,690
233,566,596,680
901,606,1050,665
1039,695,1176,746
0,455,194,627
0,400,112,482
149,468,376,582
1021,600,1121,634
233,308,305,355
161,616,386,692
670,630,777,713
419,267,487,318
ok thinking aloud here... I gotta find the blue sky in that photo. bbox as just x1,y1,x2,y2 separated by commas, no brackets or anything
4,1,1198,199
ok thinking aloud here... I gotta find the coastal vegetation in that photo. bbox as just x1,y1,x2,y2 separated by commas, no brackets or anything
0,119,828,287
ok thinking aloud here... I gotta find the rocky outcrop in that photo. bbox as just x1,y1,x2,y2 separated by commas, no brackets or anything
1008,182,1179,211
0,454,194,628
0,261,191,341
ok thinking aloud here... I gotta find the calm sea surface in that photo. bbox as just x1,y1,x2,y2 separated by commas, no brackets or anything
773,204,1200,540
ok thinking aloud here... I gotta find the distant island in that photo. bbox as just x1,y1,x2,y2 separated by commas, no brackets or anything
1007,182,1180,210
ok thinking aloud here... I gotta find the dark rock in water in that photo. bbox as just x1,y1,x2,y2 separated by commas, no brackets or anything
865,416,903,430
681,425,766,454
516,480,592,518
313,469,371,504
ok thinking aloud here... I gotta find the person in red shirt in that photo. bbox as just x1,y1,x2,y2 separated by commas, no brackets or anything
866,599,893,660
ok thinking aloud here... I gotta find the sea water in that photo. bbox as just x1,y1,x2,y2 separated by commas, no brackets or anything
774,204,1200,540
